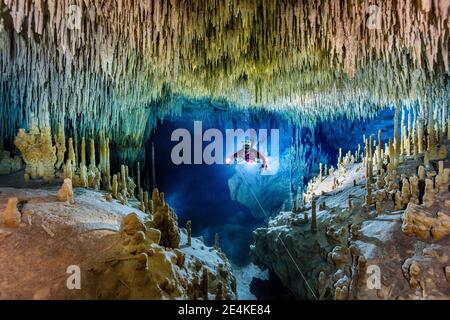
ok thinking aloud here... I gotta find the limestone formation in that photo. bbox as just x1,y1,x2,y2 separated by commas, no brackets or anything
215,282,224,300
402,203,450,241
186,220,192,246
214,233,220,251
54,126,66,170
150,189,180,248
376,170,385,189
0,151,22,175
365,180,372,207
394,191,403,210
423,179,435,208
405,261,422,290
112,175,118,199
409,175,420,204
1,197,21,228
375,191,384,215
143,191,150,214
401,178,411,206
418,166,426,181
311,197,317,233
0,0,447,152
201,268,209,300
14,116,57,181
57,179,74,204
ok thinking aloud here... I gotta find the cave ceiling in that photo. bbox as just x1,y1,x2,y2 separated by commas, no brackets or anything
0,0,448,146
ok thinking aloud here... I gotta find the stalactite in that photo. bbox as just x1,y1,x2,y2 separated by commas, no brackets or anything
80,137,86,166
393,104,401,168
89,138,96,170
68,138,75,168
0,0,447,148
151,143,156,189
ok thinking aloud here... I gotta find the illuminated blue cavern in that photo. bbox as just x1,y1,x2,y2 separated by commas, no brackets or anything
147,103,396,268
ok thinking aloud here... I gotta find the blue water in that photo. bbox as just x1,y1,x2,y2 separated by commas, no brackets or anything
147,107,395,266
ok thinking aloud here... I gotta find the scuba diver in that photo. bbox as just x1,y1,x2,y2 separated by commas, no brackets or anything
225,136,268,172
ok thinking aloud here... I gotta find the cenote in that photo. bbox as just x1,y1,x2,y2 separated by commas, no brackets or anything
0,0,449,303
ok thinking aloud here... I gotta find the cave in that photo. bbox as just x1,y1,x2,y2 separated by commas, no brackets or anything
0,0,449,302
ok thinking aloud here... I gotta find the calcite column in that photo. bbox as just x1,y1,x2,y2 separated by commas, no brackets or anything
112,174,118,199
89,138,96,170
311,197,317,233
393,104,401,167
377,130,383,172
68,138,75,168
401,178,411,206
365,180,372,207
409,175,419,204
80,137,86,166
423,179,434,207
186,220,192,246
55,126,66,170
417,118,424,154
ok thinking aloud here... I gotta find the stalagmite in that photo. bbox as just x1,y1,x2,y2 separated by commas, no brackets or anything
214,233,220,251
365,180,372,207
201,268,209,300
68,138,75,169
89,139,96,170
402,178,411,206
375,191,384,215
394,191,403,210
80,137,86,166
215,282,224,300
418,166,426,181
150,188,180,248
143,191,149,214
319,163,323,182
423,179,435,208
402,203,450,241
112,175,118,199
55,126,66,170
63,160,73,180
377,130,383,172
1,197,21,228
121,165,127,197
186,220,192,246
409,176,419,204
14,116,57,181
79,164,88,188
311,197,317,233
376,169,385,189
137,162,141,192
57,178,74,204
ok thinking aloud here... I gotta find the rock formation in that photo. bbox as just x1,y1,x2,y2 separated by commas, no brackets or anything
1,197,21,228
14,115,57,181
0,151,22,175
57,178,74,204
150,189,180,249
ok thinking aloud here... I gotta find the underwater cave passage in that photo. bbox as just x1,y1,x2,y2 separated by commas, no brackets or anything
141,106,398,298
0,0,449,303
